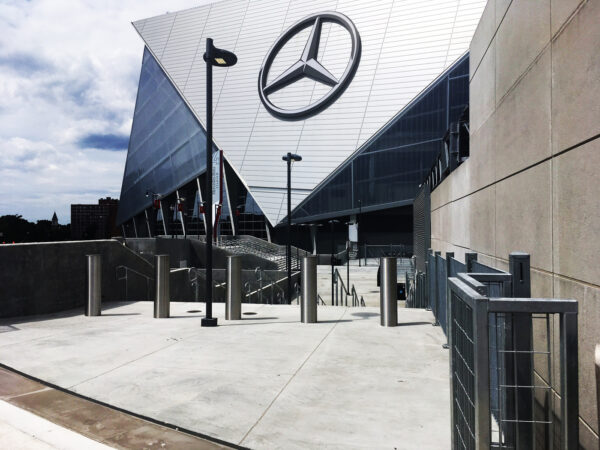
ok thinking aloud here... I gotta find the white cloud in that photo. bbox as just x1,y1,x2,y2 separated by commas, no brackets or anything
0,0,200,223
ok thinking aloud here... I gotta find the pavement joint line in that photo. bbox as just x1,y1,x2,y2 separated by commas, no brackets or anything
67,338,183,390
1,386,52,400
238,308,348,446
0,332,63,349
0,363,245,449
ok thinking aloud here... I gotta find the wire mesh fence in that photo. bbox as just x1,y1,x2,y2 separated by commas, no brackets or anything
447,268,578,450
408,249,579,449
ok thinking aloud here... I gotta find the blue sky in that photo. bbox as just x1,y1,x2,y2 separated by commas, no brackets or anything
0,0,199,223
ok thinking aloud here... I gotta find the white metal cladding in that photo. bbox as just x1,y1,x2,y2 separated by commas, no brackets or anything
133,0,485,226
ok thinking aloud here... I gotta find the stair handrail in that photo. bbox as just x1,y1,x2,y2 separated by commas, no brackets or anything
115,265,154,301
333,267,365,307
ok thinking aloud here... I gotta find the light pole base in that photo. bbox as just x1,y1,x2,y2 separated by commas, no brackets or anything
201,317,218,327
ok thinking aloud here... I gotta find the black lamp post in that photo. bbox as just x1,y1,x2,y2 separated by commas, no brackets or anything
328,219,340,305
202,38,237,327
282,152,302,303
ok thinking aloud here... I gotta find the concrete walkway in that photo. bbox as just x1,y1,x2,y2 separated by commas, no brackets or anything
0,302,450,449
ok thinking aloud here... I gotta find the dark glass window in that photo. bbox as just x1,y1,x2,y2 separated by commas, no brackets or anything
292,54,470,221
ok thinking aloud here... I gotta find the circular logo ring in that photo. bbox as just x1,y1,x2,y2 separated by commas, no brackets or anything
258,11,361,121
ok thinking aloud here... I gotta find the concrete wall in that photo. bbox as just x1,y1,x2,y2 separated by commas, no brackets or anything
430,0,600,446
0,240,154,318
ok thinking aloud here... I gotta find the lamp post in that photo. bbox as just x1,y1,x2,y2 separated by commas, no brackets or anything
202,38,237,327
328,219,340,305
282,152,302,304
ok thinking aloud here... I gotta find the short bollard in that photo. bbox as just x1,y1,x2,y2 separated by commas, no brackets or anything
301,255,317,323
154,254,170,318
226,255,242,320
85,254,101,316
380,256,397,327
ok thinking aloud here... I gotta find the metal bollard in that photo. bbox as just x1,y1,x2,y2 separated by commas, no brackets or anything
85,254,101,316
226,256,242,320
380,257,397,327
154,254,170,318
301,256,317,323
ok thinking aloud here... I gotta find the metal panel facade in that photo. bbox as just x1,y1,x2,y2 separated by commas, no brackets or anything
130,0,486,225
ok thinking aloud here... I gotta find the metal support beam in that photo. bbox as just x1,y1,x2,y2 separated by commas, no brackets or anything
176,189,186,237
144,209,152,237
132,216,138,238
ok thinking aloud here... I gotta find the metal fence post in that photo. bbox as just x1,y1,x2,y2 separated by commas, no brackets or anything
380,257,397,327
301,256,317,323
560,312,579,449
154,254,170,318
509,252,533,448
433,251,441,326
226,256,242,320
474,297,491,448
465,252,477,272
85,254,101,316
443,252,454,348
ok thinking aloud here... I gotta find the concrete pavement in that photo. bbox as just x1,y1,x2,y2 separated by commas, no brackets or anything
0,301,450,449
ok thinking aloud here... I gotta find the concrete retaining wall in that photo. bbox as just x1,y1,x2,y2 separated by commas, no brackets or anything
431,1,600,446
0,240,153,318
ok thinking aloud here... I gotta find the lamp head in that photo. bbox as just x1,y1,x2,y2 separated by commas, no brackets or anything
282,153,302,162
204,39,237,67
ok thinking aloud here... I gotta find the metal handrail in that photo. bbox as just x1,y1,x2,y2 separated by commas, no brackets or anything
115,265,154,301
245,272,298,304
188,267,226,302
317,294,326,305
332,268,364,307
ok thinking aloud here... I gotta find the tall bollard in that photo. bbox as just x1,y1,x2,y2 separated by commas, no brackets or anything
154,254,170,318
380,257,397,327
85,254,101,316
301,255,317,323
226,256,242,320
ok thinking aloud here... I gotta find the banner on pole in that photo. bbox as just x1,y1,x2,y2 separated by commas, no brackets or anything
212,150,222,228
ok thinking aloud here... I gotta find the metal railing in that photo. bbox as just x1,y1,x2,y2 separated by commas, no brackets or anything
332,268,365,307
115,265,154,301
211,235,310,270
448,275,578,449
409,249,579,449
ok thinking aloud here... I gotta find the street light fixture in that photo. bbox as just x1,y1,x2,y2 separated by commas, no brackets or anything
202,38,237,328
282,152,302,304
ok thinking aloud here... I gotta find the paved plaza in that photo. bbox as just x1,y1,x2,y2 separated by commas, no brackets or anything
0,301,449,449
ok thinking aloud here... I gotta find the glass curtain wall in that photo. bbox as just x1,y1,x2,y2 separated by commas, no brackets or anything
291,55,470,222
117,47,212,225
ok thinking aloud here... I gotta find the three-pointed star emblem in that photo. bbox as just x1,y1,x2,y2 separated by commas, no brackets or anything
258,11,361,120
263,17,338,96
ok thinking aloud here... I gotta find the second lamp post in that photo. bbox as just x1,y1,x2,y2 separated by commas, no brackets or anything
282,152,302,304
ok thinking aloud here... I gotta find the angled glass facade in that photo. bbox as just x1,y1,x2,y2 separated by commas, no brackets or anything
116,48,212,225
291,55,469,222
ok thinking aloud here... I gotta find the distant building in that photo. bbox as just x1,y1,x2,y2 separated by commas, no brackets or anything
51,212,58,229
71,197,119,240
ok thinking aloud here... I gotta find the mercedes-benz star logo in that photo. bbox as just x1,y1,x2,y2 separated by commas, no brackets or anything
258,11,361,121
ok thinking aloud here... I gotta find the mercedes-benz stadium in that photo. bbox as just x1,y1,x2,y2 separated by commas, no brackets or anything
117,0,486,254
